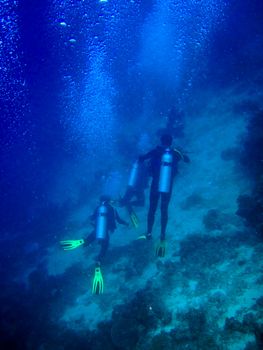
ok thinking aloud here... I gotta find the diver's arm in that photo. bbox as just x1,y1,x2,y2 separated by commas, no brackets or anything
138,149,156,162
174,148,190,163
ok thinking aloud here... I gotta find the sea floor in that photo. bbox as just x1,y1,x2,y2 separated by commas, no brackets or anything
37,87,263,349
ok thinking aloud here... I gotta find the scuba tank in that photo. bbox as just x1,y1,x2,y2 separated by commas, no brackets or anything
158,148,173,193
96,203,108,240
128,161,140,188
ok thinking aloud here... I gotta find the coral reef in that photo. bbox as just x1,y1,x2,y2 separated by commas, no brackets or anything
110,289,172,349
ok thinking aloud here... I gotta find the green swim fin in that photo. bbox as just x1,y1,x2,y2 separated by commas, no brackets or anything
60,239,85,250
126,205,139,228
92,265,104,295
130,209,139,228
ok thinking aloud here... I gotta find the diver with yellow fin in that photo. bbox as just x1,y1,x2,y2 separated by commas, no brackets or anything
60,195,129,294
138,134,190,257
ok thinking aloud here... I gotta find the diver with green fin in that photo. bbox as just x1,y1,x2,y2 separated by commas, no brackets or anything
60,195,129,294
138,134,190,257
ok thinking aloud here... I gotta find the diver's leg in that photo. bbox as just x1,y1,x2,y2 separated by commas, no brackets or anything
97,234,109,262
160,192,171,240
84,230,96,246
131,190,145,207
147,186,159,237
120,186,134,206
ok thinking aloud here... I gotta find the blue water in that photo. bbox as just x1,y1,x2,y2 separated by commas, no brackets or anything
1,0,263,349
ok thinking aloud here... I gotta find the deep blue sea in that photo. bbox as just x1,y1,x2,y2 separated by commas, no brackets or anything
1,1,263,349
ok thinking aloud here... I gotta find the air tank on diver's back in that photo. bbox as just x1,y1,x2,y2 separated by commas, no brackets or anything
96,204,108,240
128,161,140,188
158,148,173,193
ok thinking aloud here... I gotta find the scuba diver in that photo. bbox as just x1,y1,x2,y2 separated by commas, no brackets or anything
119,161,149,228
60,195,129,294
138,134,190,257
157,106,185,139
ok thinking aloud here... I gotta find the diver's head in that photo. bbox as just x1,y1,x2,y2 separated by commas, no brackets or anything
160,134,173,147
100,195,111,204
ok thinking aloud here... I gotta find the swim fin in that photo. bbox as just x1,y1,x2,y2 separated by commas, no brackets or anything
92,265,104,295
136,233,152,240
60,239,85,250
130,209,139,228
126,205,139,228
155,240,166,257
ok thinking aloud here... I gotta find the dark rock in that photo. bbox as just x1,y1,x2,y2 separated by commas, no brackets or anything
203,209,224,231
244,341,258,350
150,331,173,350
181,193,205,210
224,317,244,332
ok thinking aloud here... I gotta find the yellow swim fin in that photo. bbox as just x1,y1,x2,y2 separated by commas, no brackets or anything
126,205,139,228
136,233,152,240
155,240,166,257
130,210,139,228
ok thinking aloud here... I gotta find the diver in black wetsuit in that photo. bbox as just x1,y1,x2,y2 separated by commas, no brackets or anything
60,195,128,262
119,163,149,207
138,134,189,253
118,162,149,228
85,195,129,263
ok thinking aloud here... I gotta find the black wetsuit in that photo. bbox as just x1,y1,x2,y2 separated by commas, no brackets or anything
120,163,149,208
85,203,128,262
139,146,187,240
